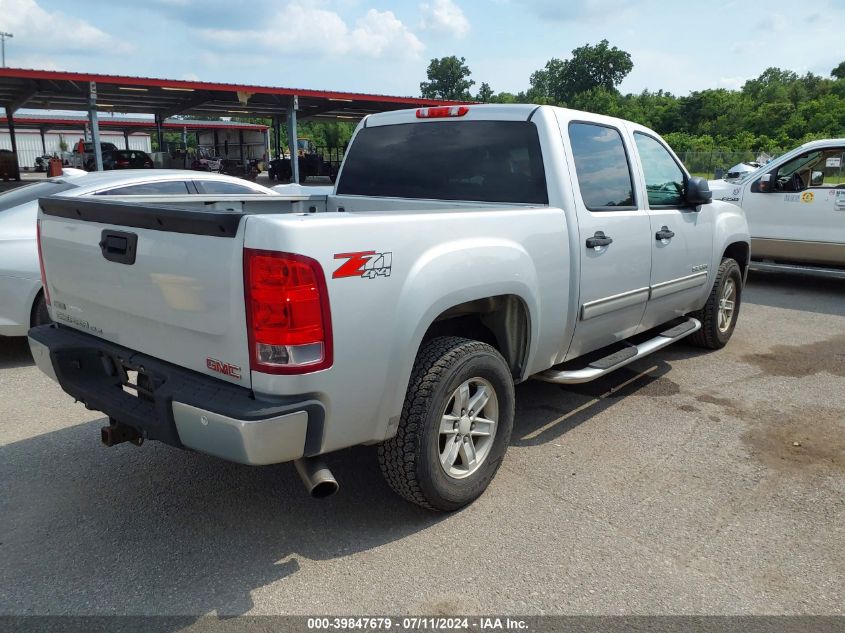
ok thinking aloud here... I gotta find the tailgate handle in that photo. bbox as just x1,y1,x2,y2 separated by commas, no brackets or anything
99,230,138,265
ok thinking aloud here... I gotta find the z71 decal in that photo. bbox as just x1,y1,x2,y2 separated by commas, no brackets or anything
333,251,392,279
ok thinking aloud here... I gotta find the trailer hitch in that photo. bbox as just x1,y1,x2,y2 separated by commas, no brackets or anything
101,419,144,447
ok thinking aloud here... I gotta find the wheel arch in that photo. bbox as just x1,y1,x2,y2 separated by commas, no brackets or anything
421,294,531,379
723,241,750,283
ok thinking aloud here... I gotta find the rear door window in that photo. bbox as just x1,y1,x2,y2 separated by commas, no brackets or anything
337,120,548,204
95,181,192,195
568,123,636,211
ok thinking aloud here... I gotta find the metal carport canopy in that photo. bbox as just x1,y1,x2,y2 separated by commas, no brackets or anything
0,68,467,120
0,67,470,180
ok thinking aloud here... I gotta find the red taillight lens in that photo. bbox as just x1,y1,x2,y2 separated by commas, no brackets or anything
116,159,129,167
36,219,50,306
416,106,469,118
244,249,332,374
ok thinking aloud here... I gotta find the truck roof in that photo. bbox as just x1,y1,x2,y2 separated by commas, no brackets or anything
795,138,845,151
363,103,659,135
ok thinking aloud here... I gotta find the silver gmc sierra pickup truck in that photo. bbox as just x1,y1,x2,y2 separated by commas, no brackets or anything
29,104,750,510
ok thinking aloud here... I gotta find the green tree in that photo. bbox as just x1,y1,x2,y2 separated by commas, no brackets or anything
529,40,633,104
831,61,845,80
476,82,495,102
420,56,475,100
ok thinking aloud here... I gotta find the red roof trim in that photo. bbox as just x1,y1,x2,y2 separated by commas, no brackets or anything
0,116,268,131
0,68,471,106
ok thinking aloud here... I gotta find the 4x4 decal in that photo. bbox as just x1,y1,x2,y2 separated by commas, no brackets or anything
333,251,392,279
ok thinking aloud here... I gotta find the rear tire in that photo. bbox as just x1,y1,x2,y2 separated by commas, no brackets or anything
31,293,51,328
688,257,742,350
378,336,514,511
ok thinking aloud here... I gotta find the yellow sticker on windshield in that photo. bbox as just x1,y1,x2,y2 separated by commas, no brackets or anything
801,191,814,203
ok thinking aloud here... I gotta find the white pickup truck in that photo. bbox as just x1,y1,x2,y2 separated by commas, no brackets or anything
709,138,845,272
30,104,750,511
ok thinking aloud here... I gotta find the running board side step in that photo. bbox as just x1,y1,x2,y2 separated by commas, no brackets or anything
750,261,845,279
536,317,701,385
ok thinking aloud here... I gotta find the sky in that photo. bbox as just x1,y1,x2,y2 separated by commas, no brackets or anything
1,0,844,99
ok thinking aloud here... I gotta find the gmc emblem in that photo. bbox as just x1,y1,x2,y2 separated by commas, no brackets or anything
206,358,242,380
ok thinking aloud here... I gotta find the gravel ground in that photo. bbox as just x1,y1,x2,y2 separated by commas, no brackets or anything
0,269,842,617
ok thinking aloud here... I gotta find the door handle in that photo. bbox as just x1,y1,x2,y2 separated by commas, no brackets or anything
655,226,675,241
99,229,138,265
586,231,613,248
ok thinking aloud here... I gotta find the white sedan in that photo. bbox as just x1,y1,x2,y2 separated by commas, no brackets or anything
0,170,278,337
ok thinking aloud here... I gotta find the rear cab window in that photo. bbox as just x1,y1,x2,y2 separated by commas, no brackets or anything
337,120,548,204
568,122,636,211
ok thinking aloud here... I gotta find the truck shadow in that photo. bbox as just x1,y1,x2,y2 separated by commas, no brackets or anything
0,419,443,620
0,336,35,370
511,359,680,447
744,269,845,317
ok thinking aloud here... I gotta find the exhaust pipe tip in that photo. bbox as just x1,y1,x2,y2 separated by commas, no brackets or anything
294,457,339,499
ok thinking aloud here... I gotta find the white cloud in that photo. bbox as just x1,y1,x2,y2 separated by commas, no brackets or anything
718,76,746,90
4,53,60,71
199,2,424,59
755,13,788,31
0,0,133,55
420,0,470,38
514,0,638,21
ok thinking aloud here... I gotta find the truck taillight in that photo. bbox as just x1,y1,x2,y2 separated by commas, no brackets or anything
36,219,50,306
416,106,469,118
244,249,332,374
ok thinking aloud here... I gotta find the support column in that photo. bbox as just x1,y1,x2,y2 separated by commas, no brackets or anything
123,131,130,150
272,115,282,159
155,114,164,152
286,95,300,183
39,127,47,154
5,107,17,155
5,106,18,180
238,129,245,164
182,126,188,168
88,82,103,171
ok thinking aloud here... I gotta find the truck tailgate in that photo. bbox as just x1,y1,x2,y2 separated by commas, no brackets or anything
38,197,251,387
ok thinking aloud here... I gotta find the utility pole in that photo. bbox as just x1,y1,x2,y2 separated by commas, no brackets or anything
0,32,12,68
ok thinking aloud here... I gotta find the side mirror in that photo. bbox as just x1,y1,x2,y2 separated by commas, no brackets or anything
686,176,712,206
811,171,824,187
758,172,776,193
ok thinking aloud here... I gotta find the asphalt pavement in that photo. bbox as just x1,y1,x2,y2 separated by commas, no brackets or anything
0,270,842,617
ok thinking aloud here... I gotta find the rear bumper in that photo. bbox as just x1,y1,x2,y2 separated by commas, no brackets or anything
27,325,325,465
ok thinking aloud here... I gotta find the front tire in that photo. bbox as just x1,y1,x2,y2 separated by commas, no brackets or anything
379,337,515,511
688,257,742,349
